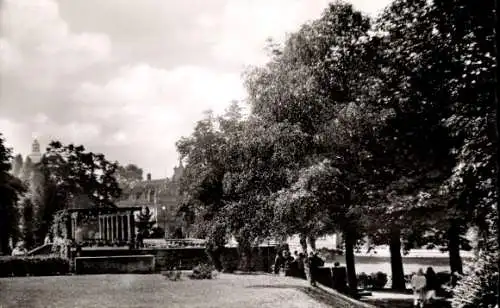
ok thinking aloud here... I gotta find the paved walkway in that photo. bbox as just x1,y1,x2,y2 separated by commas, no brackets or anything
0,273,366,308
361,291,451,308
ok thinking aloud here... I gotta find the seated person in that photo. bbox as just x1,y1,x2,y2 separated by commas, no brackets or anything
11,241,28,256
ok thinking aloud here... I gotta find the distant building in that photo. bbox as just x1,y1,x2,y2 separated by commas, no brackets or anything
28,139,42,164
116,160,186,238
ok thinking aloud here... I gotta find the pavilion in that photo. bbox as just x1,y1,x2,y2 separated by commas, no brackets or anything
53,206,142,247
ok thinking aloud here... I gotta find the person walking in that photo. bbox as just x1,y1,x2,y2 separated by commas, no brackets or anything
424,267,439,304
411,269,427,308
308,251,324,287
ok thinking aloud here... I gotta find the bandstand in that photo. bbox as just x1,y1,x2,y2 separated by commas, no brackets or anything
54,206,142,247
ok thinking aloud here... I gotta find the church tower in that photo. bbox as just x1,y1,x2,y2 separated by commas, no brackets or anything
28,138,42,164
172,158,184,183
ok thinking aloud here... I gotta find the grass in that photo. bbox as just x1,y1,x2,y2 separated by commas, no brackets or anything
0,273,361,308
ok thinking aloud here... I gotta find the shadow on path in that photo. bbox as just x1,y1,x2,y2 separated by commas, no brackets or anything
363,298,451,308
248,284,355,307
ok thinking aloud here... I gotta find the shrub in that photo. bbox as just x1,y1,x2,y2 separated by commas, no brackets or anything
162,267,182,281
189,263,215,280
357,272,371,289
0,256,69,277
370,272,388,290
451,250,498,308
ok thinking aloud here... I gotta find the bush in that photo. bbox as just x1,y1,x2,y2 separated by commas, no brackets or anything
370,272,388,290
162,267,182,281
357,272,371,289
189,263,215,280
451,250,498,308
356,271,388,290
0,256,69,277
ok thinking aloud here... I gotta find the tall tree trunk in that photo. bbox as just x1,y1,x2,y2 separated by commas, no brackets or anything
307,235,316,251
448,220,463,274
299,233,307,253
299,233,310,281
237,238,253,272
389,227,406,291
344,228,358,298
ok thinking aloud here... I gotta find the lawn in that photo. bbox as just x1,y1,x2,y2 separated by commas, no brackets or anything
0,273,355,308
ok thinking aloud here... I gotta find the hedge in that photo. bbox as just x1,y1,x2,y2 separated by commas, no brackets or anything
0,256,70,277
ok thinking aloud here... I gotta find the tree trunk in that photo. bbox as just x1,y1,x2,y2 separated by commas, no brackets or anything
389,227,406,291
344,229,358,298
299,233,307,253
307,235,317,251
448,220,463,274
207,245,223,272
237,238,253,272
299,233,310,281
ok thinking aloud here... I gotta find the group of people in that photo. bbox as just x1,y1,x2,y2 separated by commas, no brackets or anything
273,248,325,286
410,267,441,307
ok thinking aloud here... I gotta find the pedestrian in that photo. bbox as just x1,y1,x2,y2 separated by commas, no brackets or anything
273,252,283,274
11,241,28,256
308,251,324,287
424,267,439,303
411,269,427,308
44,232,52,245
282,250,294,276
297,252,307,279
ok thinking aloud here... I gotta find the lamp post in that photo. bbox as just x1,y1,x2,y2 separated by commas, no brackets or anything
161,206,167,238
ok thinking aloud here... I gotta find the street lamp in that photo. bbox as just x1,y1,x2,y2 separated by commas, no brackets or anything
161,206,167,238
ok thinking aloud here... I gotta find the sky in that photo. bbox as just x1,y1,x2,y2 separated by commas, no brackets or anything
0,0,391,179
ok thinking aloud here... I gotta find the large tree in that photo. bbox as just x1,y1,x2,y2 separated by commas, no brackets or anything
0,134,26,254
374,0,496,277
115,164,144,195
176,111,230,269
42,141,122,209
244,2,378,294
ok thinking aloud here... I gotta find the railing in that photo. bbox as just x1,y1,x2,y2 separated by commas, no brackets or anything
142,238,206,249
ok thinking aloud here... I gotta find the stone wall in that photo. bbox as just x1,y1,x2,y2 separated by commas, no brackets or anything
71,246,277,273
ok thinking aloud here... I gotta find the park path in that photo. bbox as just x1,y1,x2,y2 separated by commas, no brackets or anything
0,273,361,308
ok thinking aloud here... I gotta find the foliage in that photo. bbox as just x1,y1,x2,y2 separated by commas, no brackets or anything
10,154,23,178
115,164,143,195
189,263,215,280
0,134,26,254
43,141,122,208
357,272,388,290
162,268,182,281
136,206,154,240
451,213,498,308
0,255,69,277
20,197,35,249
51,210,70,239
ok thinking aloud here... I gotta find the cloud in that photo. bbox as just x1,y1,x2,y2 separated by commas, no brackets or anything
1,0,393,177
71,64,246,174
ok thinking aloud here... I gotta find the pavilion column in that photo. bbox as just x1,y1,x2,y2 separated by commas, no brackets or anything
111,216,115,240
117,215,122,240
103,216,107,240
115,215,119,240
107,216,112,241
128,213,134,242
102,216,105,240
111,215,118,241
121,215,126,241
123,215,128,241
114,215,118,240
98,215,102,240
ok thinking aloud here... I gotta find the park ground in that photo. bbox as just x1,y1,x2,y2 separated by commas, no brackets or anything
0,273,359,308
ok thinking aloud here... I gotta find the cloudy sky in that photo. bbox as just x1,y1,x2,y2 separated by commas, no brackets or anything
1,0,390,179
